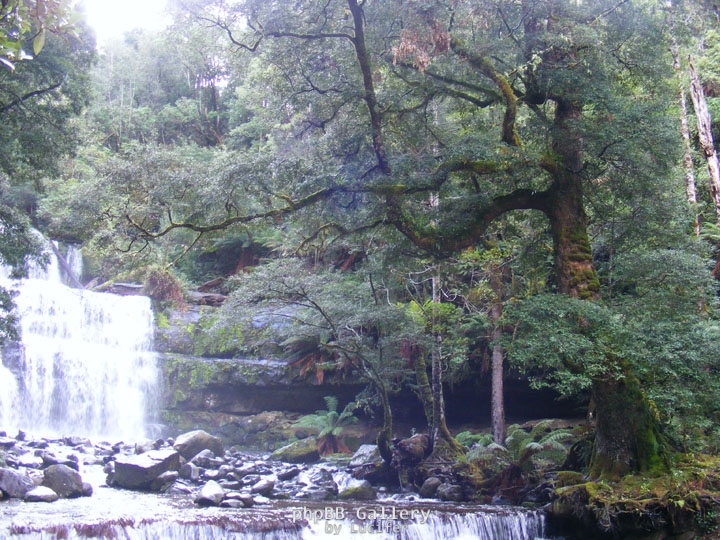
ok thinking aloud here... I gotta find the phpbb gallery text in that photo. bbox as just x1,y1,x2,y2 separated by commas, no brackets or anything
290,506,433,535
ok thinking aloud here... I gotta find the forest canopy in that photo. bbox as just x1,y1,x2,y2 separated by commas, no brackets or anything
1,0,720,479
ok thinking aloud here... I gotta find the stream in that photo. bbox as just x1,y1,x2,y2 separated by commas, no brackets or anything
0,243,557,540
1,464,550,539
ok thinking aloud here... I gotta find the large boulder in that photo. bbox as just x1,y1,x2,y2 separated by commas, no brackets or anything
41,464,87,498
391,433,431,470
110,449,180,490
270,437,319,464
0,467,33,498
173,430,223,460
419,476,442,498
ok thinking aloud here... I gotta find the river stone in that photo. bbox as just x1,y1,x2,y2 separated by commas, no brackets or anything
269,437,319,464
41,451,79,471
224,491,254,507
41,464,86,498
63,436,92,448
338,479,376,501
195,480,225,506
173,430,224,460
0,437,16,450
419,476,442,498
18,453,44,469
436,482,464,502
0,467,34,498
24,485,59,503
150,470,179,492
250,477,275,496
348,444,395,485
111,449,180,490
295,467,338,501
190,448,224,468
179,462,201,482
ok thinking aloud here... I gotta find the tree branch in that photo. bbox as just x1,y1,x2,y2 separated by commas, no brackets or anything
451,39,521,146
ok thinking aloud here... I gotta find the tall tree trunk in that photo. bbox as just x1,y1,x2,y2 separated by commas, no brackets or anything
489,263,506,444
412,347,434,427
689,56,720,226
543,99,600,300
375,378,394,464
589,361,667,478
545,99,668,479
670,38,699,233
668,5,700,233
429,273,464,457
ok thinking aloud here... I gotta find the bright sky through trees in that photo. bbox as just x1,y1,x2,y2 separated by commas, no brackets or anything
80,0,169,44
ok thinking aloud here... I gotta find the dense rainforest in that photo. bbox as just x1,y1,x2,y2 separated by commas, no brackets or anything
2,0,720,535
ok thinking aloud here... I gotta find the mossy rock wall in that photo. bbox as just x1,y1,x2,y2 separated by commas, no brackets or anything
156,353,364,449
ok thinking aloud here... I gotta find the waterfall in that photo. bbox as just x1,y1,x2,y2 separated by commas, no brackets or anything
0,243,158,440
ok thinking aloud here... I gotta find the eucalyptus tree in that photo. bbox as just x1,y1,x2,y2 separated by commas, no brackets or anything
94,0,692,476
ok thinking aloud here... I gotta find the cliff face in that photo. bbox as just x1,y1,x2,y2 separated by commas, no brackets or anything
154,305,580,450
154,305,364,449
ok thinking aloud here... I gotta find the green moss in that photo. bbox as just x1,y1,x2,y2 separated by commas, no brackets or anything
155,311,170,330
556,471,585,487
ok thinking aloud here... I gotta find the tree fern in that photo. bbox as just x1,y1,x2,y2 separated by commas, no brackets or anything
467,420,574,471
293,396,358,455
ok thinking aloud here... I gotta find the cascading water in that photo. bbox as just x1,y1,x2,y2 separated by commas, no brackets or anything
0,242,556,540
0,243,158,440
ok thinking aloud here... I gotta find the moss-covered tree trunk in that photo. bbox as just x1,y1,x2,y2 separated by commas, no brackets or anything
589,362,668,478
545,99,668,479
375,378,394,464
412,349,434,426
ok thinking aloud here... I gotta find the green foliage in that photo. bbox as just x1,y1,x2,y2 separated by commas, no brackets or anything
0,0,79,71
293,396,358,455
504,294,626,395
467,421,574,472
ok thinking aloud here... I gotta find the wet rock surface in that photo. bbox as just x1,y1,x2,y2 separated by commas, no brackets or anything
0,429,392,509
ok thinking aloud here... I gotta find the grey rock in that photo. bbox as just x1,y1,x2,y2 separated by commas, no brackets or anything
190,448,223,469
151,470,179,492
0,467,33,498
111,449,180,490
419,476,442,498
195,480,225,506
250,477,275,496
436,483,464,502
338,479,376,501
24,486,59,503
41,464,86,498
173,430,223,460
179,462,201,482
18,453,44,469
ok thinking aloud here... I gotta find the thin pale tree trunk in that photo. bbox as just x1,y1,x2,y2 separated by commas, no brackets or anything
429,272,463,457
671,43,699,233
689,56,720,226
489,272,505,444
